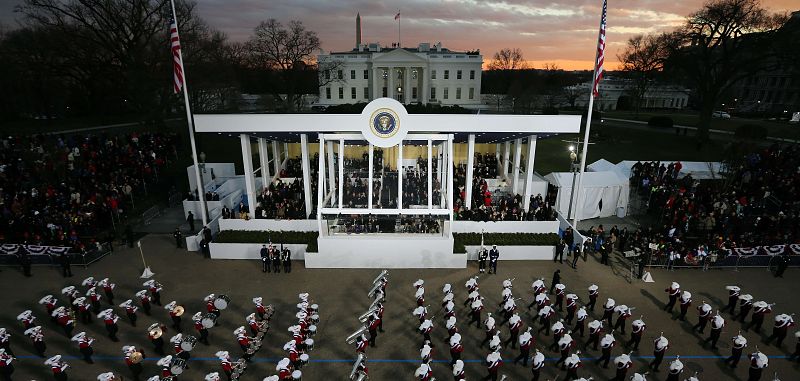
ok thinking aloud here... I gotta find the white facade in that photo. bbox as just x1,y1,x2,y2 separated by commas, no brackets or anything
572,77,690,111
317,42,483,108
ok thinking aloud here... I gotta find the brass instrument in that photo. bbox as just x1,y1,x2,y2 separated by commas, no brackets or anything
231,358,248,380
358,307,379,323
245,336,262,355
255,321,270,341
148,323,164,339
367,281,383,299
174,305,185,317
346,326,368,344
129,351,143,364
371,270,388,285
350,353,367,381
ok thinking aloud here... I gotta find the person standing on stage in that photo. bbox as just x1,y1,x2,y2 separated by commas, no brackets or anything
488,245,500,274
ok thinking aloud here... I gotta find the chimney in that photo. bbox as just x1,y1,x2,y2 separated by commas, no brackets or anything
356,13,362,49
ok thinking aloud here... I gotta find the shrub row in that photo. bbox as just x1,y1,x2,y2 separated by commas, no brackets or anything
453,233,560,253
214,230,318,252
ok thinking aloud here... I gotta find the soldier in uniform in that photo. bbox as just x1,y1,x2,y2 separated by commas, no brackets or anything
765,313,795,347
260,245,270,273
678,291,692,321
724,286,741,315
664,282,680,312
596,331,616,368
667,356,683,381
449,333,463,365
744,301,773,333
649,333,669,371
513,327,533,366
478,247,488,273
485,351,503,381
724,332,747,368
45,355,69,381
135,290,151,316
613,352,632,381
573,306,587,337
488,245,500,274
693,301,712,334
627,316,646,350
587,285,599,312
704,312,725,350
530,348,545,380
282,246,292,273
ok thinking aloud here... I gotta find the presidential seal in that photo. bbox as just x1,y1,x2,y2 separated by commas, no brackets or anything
370,108,399,139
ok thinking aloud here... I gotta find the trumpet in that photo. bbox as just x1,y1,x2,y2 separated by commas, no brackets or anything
372,270,388,285
358,307,379,323
367,281,383,299
346,326,368,344
350,353,367,380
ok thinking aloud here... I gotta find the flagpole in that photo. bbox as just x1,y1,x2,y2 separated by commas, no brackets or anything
170,0,208,226
397,10,401,47
571,0,605,230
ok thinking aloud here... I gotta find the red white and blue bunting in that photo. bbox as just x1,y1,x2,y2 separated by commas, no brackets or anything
723,244,800,257
0,244,72,256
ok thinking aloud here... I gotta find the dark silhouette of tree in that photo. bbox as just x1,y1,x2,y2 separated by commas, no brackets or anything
618,33,668,116
488,48,528,70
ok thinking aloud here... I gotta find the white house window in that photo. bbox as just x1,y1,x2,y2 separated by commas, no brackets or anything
364,70,369,79
350,70,356,80
469,88,474,99
443,88,449,99
337,70,343,80
326,87,331,99
470,70,475,80
412,87,418,99
338,87,344,99
351,87,356,99
457,70,462,80
431,70,437,80
456,88,461,99
430,87,436,99
444,70,449,80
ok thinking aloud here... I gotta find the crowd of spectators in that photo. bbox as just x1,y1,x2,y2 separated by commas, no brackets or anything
0,132,179,251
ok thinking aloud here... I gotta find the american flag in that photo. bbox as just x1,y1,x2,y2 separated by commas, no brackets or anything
170,18,184,94
394,11,400,20
592,0,607,98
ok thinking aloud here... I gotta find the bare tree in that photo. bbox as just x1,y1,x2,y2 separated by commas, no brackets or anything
541,62,560,71
488,48,528,70
665,0,786,143
248,19,322,112
562,85,581,109
618,33,668,115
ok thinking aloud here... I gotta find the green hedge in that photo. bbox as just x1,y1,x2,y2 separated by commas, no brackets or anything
214,230,318,253
453,233,559,253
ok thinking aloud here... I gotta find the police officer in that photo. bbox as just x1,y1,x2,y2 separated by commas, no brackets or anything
478,247,488,273
260,245,270,273
282,246,292,273
173,228,183,248
488,245,500,274
724,332,747,368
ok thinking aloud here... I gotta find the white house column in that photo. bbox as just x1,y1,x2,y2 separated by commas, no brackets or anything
240,134,257,217
427,139,432,209
300,134,312,218
465,134,475,209
258,138,270,187
397,142,403,209
388,66,395,100
512,138,522,195
523,135,538,211
373,67,380,99
271,140,281,177
326,141,336,206
421,68,428,104
503,141,511,180
338,139,344,209
404,67,411,104
368,143,374,209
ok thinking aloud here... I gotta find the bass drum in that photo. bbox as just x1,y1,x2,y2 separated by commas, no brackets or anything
292,370,302,380
180,335,197,351
170,358,187,375
214,295,232,310
299,353,309,366
307,325,317,337
304,338,314,351
201,313,218,329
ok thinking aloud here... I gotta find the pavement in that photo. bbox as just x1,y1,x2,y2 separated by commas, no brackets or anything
1,232,798,381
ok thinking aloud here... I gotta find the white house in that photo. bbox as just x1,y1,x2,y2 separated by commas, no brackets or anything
572,77,690,111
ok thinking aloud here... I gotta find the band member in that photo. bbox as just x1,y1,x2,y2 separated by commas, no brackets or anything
649,333,669,371
745,301,773,333
246,313,261,336
586,320,603,350
165,301,183,333
143,279,163,306
573,306,587,337
17,310,37,330
704,312,725,350
157,355,174,379
724,332,747,368
613,352,632,381
415,286,425,307
39,295,58,319
61,287,79,310
193,312,210,345
693,301,712,334
453,359,465,380
553,283,566,311
53,307,74,337
549,319,565,352
724,285,741,314
602,298,616,327
513,327,533,366
135,290,152,316
450,333,464,366
414,363,433,380
205,294,221,317
413,306,427,325
505,314,522,349
613,304,632,334
534,293,551,314
45,355,69,381
765,313,795,347
71,332,94,364
531,348,545,380
276,358,292,379
485,350,502,381
530,278,546,302
500,294,517,325
587,284,599,312
147,323,167,356
788,331,800,362
465,276,479,293
216,351,234,380
678,291,692,321
481,313,497,347
627,316,646,350
84,287,102,314
97,309,119,341
565,294,578,324
0,348,14,381
556,332,574,367
376,302,385,332
282,246,292,273
563,352,582,379
284,340,300,368
418,318,433,347
234,326,252,360
260,245,270,273
253,297,268,320
465,289,481,311
73,297,91,324
748,350,768,381
98,278,116,305
537,305,555,336
664,282,680,312
119,300,138,326
170,333,191,363
368,311,381,347
444,300,456,320
355,333,368,353
488,245,500,274
478,247,488,273
96,372,116,381
470,298,484,329
667,356,684,381
24,326,46,357
736,294,754,323
0,329,13,357
446,316,459,338
596,331,616,368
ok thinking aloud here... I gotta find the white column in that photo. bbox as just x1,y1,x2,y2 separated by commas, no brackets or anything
283,142,289,169
240,134,257,217
271,141,281,177
512,138,522,195
368,143,374,209
421,68,429,104
317,135,325,232
258,138,270,187
388,66,394,101
300,134,312,218
326,141,336,207
373,67,380,99
397,142,403,209
338,139,344,209
465,134,475,209
404,67,411,104
495,143,501,176
503,141,511,180
438,143,445,207
447,135,454,226
427,139,433,209
523,135,538,211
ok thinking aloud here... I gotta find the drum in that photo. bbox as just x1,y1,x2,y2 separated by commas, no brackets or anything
214,295,231,310
304,338,314,351
307,325,317,337
299,353,309,366
180,335,197,351
310,304,319,313
170,358,187,375
201,313,218,329
292,370,302,380
310,314,320,325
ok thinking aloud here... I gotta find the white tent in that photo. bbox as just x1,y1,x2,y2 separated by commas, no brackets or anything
544,171,630,220
588,159,628,179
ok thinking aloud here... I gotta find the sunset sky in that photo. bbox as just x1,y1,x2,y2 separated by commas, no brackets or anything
1,0,797,70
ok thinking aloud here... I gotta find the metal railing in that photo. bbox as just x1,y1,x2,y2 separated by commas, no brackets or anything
0,243,113,269
639,251,800,271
